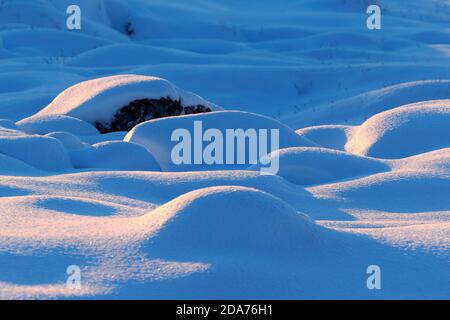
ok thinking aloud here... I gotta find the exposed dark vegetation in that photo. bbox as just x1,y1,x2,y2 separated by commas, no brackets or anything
96,97,212,133
125,22,135,36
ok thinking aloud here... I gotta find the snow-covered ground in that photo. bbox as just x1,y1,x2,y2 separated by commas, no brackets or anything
0,0,449,299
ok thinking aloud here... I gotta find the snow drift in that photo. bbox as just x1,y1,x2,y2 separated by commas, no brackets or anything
17,114,99,136
125,110,315,171
30,75,221,132
0,133,71,171
71,141,160,171
251,147,389,185
144,186,318,257
346,100,450,159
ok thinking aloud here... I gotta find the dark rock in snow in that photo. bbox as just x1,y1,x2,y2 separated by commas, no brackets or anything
96,97,212,133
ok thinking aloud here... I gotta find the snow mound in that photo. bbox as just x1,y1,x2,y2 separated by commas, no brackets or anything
394,148,450,173
125,110,315,171
71,141,160,171
311,171,450,213
145,186,318,257
45,132,89,151
296,125,356,151
295,80,450,127
32,75,221,129
17,114,99,136
346,100,450,159
251,147,389,185
0,135,71,171
0,153,42,176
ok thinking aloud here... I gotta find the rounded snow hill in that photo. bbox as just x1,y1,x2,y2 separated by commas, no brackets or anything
294,80,450,127
45,132,90,152
0,135,72,172
32,74,221,127
17,114,99,136
250,147,389,185
346,100,450,159
0,153,43,176
143,186,319,257
393,148,450,173
125,110,316,171
311,170,450,213
71,141,161,171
